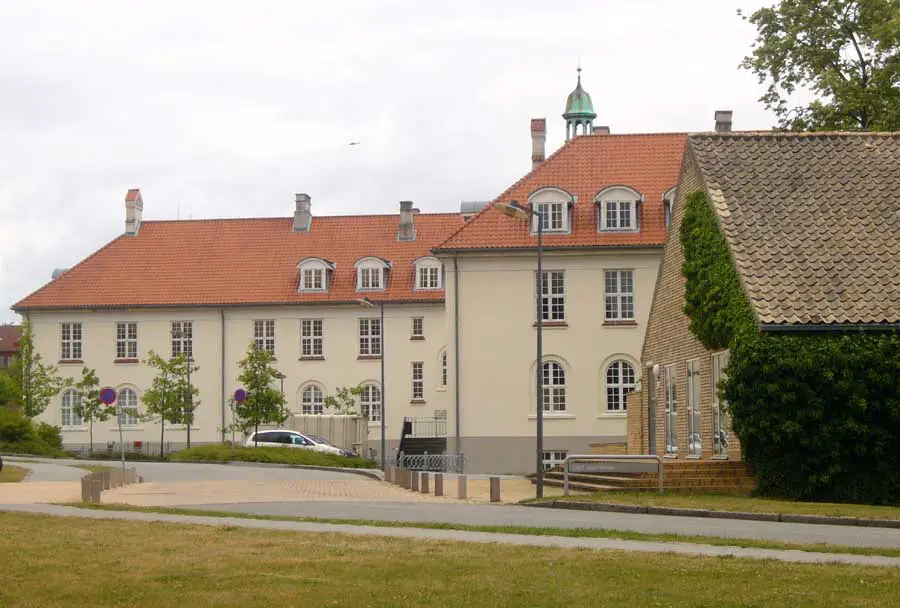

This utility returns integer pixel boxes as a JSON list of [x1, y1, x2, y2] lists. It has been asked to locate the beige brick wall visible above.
[[625, 389, 645, 453], [631, 149, 742, 460]]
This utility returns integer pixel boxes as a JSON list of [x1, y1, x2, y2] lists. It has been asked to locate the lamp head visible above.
[[492, 200, 530, 222]]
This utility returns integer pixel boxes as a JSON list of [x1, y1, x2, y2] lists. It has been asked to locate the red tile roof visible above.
[[0, 324, 21, 353], [14, 214, 464, 310], [435, 133, 687, 251]]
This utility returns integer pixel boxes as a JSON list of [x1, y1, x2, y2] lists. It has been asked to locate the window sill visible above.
[[527, 413, 575, 420], [367, 421, 384, 427], [356, 288, 385, 292], [62, 426, 88, 432], [686, 455, 702, 460], [410, 399, 427, 405], [107, 426, 144, 431], [299, 356, 325, 361], [603, 320, 637, 327], [664, 454, 678, 459], [113, 358, 140, 364], [166, 425, 200, 430], [414, 287, 443, 292], [711, 455, 730, 461], [357, 355, 382, 361], [597, 412, 627, 418], [58, 359, 84, 365], [435, 387, 447, 392], [409, 336, 425, 341], [598, 228, 639, 234], [533, 321, 568, 328]]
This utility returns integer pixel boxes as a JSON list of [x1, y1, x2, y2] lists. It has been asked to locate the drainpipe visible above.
[[220, 309, 226, 443], [453, 257, 461, 455]]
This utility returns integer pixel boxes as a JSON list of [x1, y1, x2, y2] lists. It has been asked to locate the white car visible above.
[[244, 429, 347, 456]]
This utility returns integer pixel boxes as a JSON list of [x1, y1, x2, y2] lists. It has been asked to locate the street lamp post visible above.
[[493, 200, 545, 498], [358, 297, 386, 471]]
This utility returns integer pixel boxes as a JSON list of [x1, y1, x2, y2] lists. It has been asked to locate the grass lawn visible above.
[[0, 465, 28, 482], [72, 464, 119, 474], [67, 503, 900, 558], [171, 444, 376, 469], [2, 512, 899, 607], [541, 491, 900, 520]]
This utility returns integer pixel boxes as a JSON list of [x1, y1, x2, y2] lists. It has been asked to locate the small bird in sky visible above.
[[349, 141, 361, 146]]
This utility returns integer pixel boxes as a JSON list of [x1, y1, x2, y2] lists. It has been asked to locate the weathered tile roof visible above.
[[689, 131, 900, 326], [13, 214, 464, 310], [0, 324, 21, 352], [435, 133, 687, 251]]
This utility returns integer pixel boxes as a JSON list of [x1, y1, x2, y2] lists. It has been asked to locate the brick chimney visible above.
[[714, 110, 733, 133], [398, 201, 416, 241], [594, 126, 610, 135], [125, 188, 143, 235], [531, 119, 546, 170], [293, 193, 312, 232]]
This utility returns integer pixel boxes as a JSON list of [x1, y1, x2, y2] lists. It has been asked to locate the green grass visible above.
[[3, 511, 899, 607], [170, 444, 377, 469], [540, 491, 900, 520], [65, 502, 900, 559], [71, 464, 119, 474], [0, 464, 28, 482]]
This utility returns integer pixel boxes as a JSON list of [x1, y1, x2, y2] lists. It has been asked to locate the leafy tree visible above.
[[142, 351, 199, 457], [740, 0, 900, 131], [9, 320, 66, 418], [71, 367, 110, 454], [324, 386, 362, 415], [235, 343, 289, 445]]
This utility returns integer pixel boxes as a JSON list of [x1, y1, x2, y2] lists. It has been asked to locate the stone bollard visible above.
[[81, 476, 91, 502], [410, 470, 420, 492], [457, 474, 467, 500], [434, 473, 444, 497], [384, 466, 393, 483], [399, 468, 408, 489], [420, 472, 430, 494], [101, 471, 111, 490], [490, 476, 501, 503], [90, 477, 102, 503], [127, 468, 136, 484]]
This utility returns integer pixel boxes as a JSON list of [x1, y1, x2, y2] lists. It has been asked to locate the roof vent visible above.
[[51, 268, 69, 280], [714, 110, 733, 133]]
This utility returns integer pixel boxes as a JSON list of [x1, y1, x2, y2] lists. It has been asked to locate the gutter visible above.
[[433, 244, 664, 255], [761, 323, 900, 332], [220, 309, 226, 443], [14, 299, 447, 313], [453, 256, 461, 456]]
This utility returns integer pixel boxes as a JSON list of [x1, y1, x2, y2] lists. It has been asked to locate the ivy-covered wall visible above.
[[681, 191, 900, 505]]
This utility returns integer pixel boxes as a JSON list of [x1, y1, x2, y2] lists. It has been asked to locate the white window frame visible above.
[[606, 360, 636, 412], [687, 359, 702, 457], [61, 388, 83, 428], [411, 317, 424, 338], [542, 450, 568, 471], [604, 270, 634, 321], [300, 385, 325, 415], [297, 258, 332, 292], [539, 271, 565, 322], [300, 319, 324, 358], [711, 350, 731, 458], [117, 387, 140, 427], [359, 384, 382, 423], [116, 322, 137, 360], [440, 350, 448, 388], [411, 361, 424, 401], [60, 322, 82, 361], [664, 364, 678, 456], [542, 361, 567, 412], [358, 318, 382, 356], [415, 258, 443, 290], [171, 321, 193, 360], [534, 201, 568, 233], [253, 320, 276, 355], [596, 186, 641, 233], [663, 187, 677, 229], [355, 258, 389, 291]]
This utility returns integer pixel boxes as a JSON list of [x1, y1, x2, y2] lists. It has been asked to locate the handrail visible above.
[[562, 454, 664, 496]]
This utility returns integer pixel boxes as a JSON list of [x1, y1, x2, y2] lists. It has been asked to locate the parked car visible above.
[[243, 429, 349, 457], [306, 434, 357, 458]]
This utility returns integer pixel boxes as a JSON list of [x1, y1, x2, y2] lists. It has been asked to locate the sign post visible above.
[[99, 387, 122, 471], [233, 389, 246, 447]]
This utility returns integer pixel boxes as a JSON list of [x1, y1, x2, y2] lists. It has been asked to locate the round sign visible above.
[[99, 387, 117, 405], [233, 388, 247, 403]]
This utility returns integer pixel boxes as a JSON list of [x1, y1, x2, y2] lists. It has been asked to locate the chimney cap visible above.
[[125, 188, 142, 203], [295, 192, 311, 204], [530, 118, 546, 133], [399, 200, 414, 211]]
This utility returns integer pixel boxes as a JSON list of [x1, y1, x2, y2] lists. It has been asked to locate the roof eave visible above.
[[14, 298, 447, 312], [432, 243, 665, 255], [760, 322, 900, 332]]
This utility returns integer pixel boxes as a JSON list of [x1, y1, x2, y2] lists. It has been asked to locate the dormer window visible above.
[[297, 258, 334, 292], [355, 257, 390, 291], [596, 186, 642, 233], [528, 187, 574, 234], [414, 257, 443, 290], [663, 187, 677, 228]]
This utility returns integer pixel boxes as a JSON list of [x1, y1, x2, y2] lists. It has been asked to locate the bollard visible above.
[[410, 470, 420, 492], [420, 472, 430, 494], [90, 478, 102, 503], [81, 477, 91, 502], [490, 476, 501, 503], [127, 468, 136, 484], [400, 468, 408, 489], [101, 471, 111, 490], [457, 474, 467, 500], [384, 467, 393, 484], [434, 473, 444, 497]]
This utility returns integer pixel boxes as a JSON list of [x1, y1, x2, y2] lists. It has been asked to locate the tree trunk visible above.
[[160, 420, 165, 459], [89, 417, 93, 456]]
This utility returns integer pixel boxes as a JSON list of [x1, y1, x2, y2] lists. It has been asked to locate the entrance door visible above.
[[711, 351, 730, 458], [664, 365, 677, 455], [687, 360, 701, 457]]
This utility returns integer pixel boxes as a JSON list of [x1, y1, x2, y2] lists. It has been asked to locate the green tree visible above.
[[0, 370, 17, 409], [142, 351, 199, 457], [71, 367, 110, 454], [235, 343, 289, 445], [740, 0, 900, 131], [324, 386, 362, 415], [9, 320, 66, 418]]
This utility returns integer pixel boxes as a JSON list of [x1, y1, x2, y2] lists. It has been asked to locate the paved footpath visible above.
[[2, 503, 898, 567]]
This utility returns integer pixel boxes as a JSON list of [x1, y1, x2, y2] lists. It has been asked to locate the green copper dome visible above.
[[563, 68, 596, 119]]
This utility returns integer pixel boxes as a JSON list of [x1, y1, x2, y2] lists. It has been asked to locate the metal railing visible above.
[[398, 452, 465, 473], [405, 416, 447, 438], [563, 454, 664, 496]]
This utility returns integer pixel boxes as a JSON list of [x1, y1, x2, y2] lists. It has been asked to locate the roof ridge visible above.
[[690, 130, 900, 139], [144, 211, 463, 225]]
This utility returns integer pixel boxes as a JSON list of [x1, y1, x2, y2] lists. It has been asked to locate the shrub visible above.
[[171, 444, 377, 469], [0, 408, 32, 443], [35, 422, 63, 450], [0, 408, 68, 457]]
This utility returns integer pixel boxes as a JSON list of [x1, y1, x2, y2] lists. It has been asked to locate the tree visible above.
[[235, 343, 289, 445], [142, 351, 199, 458], [740, 0, 900, 131], [324, 386, 362, 415], [0, 370, 17, 409], [9, 320, 66, 418], [71, 367, 110, 455]]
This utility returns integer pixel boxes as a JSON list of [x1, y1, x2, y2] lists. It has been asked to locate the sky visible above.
[[0, 0, 774, 322]]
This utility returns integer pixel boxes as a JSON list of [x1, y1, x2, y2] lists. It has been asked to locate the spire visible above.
[[563, 66, 596, 141]]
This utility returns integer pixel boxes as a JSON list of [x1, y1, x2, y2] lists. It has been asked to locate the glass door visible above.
[[664, 365, 677, 455], [687, 360, 701, 456], [711, 351, 730, 458]]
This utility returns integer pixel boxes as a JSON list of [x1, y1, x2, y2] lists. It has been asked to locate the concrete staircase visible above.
[[535, 460, 756, 494]]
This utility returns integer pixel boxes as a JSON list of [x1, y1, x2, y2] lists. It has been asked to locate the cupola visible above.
[[562, 67, 596, 140]]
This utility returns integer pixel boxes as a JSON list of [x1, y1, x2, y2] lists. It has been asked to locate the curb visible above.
[[525, 500, 900, 530]]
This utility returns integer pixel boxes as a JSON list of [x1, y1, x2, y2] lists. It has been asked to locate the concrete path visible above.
[[7, 459, 87, 483], [0, 459, 86, 504], [2, 503, 897, 567]]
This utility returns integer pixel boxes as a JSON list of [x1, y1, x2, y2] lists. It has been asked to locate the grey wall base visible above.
[[459, 435, 626, 475]]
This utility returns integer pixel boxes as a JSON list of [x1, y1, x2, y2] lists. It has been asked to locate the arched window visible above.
[[359, 384, 381, 422], [414, 257, 443, 290], [542, 362, 566, 412], [61, 388, 83, 427], [297, 258, 334, 292], [440, 351, 448, 387], [606, 360, 636, 412], [354, 257, 391, 291], [301, 385, 324, 415], [117, 388, 139, 426], [528, 187, 574, 234], [596, 185, 642, 232]]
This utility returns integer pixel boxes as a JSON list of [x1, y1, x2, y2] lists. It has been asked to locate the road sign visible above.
[[233, 388, 247, 403], [99, 387, 117, 405]]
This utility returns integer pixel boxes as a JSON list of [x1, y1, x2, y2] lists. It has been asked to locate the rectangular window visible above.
[[411, 317, 424, 338], [711, 351, 731, 458], [358, 318, 382, 356], [687, 360, 702, 457], [440, 351, 448, 387], [416, 266, 441, 289], [253, 320, 276, 355], [534, 202, 567, 232], [171, 321, 193, 359], [358, 267, 383, 290], [539, 271, 565, 321], [664, 364, 678, 456], [411, 361, 424, 401], [603, 200, 636, 231], [542, 450, 568, 470], [116, 322, 138, 360], [604, 270, 635, 321], [301, 268, 324, 291], [300, 319, 324, 357], [60, 322, 82, 360]]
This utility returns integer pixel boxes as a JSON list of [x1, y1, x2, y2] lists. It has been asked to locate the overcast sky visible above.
[[0, 0, 773, 322]]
